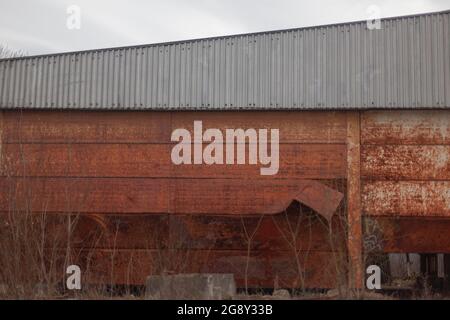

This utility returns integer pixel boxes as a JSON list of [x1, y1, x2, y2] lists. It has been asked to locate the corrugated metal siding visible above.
[[0, 10, 449, 110]]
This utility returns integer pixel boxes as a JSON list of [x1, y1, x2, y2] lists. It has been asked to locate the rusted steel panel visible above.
[[167, 211, 345, 252], [0, 177, 343, 217], [372, 217, 450, 253], [30, 214, 170, 250], [2, 143, 346, 179], [361, 109, 450, 257], [1, 111, 172, 143], [361, 110, 450, 145], [346, 112, 363, 288], [363, 181, 450, 217], [2, 111, 347, 144], [289, 180, 343, 222], [362, 145, 450, 180], [0, 177, 170, 214], [0, 109, 348, 290], [68, 249, 339, 288], [171, 179, 342, 219], [6, 202, 346, 289], [33, 211, 345, 252], [171, 111, 348, 143]]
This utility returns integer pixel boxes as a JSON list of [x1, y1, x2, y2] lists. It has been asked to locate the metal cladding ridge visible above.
[[0, 10, 449, 110]]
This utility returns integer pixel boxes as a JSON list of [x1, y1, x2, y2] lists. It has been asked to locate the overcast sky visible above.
[[1, 0, 449, 56]]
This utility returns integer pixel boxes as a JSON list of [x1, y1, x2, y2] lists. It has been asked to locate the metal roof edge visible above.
[[1, 106, 449, 112]]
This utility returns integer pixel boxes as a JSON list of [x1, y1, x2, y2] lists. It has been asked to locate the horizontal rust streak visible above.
[[363, 181, 450, 217], [171, 111, 348, 143], [0, 177, 344, 216], [171, 179, 343, 218], [362, 111, 450, 145], [26, 211, 344, 251], [2, 143, 346, 179], [372, 217, 450, 253], [2, 111, 347, 144], [362, 145, 450, 180], [2, 111, 171, 143]]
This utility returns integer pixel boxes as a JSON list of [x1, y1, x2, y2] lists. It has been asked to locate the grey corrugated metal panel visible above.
[[438, 13, 447, 106], [0, 62, 4, 104], [5, 60, 13, 106], [445, 12, 450, 106], [0, 10, 449, 110]]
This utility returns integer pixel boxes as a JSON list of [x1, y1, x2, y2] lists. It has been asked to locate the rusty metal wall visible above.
[[0, 10, 449, 110], [2, 108, 450, 286], [362, 110, 450, 218], [0, 109, 348, 288]]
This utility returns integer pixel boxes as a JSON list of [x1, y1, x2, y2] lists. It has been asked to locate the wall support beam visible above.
[[346, 111, 363, 289]]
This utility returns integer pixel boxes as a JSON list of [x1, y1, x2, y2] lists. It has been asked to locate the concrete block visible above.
[[145, 273, 236, 300], [272, 289, 291, 299]]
